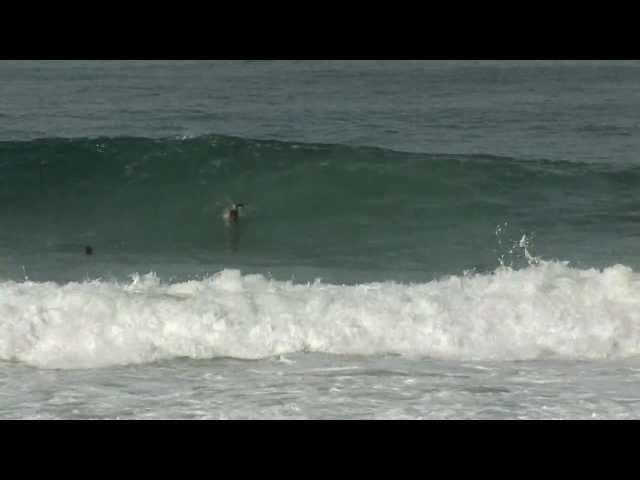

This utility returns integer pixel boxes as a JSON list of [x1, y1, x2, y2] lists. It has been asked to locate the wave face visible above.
[[1, 262, 640, 369], [2, 134, 640, 281]]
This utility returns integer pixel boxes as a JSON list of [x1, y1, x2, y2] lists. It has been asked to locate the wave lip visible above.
[[1, 262, 640, 369]]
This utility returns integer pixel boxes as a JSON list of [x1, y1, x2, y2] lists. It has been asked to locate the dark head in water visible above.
[[85, 245, 93, 255], [227, 203, 245, 223]]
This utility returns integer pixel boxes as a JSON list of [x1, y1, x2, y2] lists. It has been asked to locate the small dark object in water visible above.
[[226, 203, 246, 223], [85, 245, 93, 256]]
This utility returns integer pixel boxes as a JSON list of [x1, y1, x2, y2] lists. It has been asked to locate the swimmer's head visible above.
[[224, 202, 246, 223]]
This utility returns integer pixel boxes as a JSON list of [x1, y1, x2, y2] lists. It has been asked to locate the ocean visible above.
[[1, 60, 640, 419]]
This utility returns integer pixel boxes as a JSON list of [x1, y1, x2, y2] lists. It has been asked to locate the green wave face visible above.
[[2, 135, 640, 282]]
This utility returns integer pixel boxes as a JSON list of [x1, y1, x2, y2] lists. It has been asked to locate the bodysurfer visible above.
[[224, 203, 246, 252], [225, 203, 246, 224]]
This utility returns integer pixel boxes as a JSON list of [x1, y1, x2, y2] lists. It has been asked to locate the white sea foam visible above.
[[1, 262, 640, 369]]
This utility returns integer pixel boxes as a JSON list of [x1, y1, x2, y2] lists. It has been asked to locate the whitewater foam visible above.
[[1, 262, 640, 369]]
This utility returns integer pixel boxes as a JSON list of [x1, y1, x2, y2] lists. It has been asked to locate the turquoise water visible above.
[[2, 134, 640, 284]]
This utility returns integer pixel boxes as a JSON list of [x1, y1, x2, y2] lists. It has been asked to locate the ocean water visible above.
[[2, 60, 640, 419]]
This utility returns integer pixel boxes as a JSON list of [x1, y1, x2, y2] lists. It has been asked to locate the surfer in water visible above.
[[224, 203, 246, 252], [225, 203, 246, 224]]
